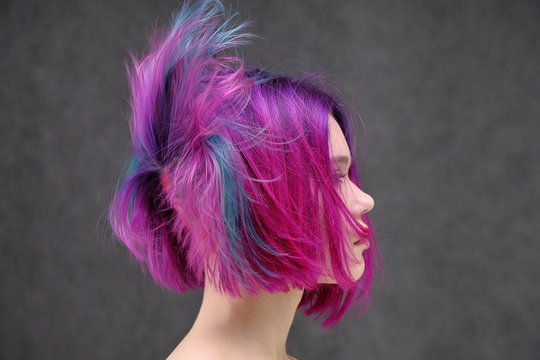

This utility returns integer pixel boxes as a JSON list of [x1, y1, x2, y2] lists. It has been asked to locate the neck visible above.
[[190, 279, 304, 360]]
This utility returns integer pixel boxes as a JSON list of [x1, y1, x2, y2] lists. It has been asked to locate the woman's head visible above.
[[109, 0, 381, 327]]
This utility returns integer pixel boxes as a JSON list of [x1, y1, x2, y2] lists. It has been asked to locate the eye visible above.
[[333, 169, 348, 184]]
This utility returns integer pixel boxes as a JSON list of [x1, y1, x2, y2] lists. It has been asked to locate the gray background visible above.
[[1, 0, 539, 359]]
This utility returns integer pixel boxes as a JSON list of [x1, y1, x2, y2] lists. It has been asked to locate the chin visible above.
[[317, 259, 366, 284], [351, 262, 366, 281]]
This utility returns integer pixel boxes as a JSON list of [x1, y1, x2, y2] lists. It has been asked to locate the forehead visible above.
[[328, 113, 350, 160]]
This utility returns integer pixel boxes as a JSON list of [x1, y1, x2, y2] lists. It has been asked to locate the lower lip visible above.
[[353, 239, 370, 248]]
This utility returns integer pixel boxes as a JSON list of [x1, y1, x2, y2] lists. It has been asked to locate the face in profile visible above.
[[318, 114, 375, 284]]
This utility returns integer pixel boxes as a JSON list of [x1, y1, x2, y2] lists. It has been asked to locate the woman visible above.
[[109, 1, 382, 359]]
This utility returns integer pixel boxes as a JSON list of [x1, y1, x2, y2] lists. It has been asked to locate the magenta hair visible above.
[[109, 0, 382, 327]]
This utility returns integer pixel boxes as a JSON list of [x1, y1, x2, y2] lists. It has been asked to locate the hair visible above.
[[109, 0, 382, 327]]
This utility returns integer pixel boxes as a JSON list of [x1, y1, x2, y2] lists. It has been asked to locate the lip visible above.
[[353, 238, 370, 248]]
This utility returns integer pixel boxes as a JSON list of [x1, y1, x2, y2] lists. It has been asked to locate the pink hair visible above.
[[109, 0, 382, 327]]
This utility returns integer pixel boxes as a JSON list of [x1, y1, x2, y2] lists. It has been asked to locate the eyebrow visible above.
[[331, 155, 351, 168]]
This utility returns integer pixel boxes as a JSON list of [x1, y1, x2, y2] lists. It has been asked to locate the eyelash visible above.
[[334, 170, 348, 183]]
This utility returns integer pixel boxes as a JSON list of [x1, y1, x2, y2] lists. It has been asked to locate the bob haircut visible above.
[[109, 0, 381, 327]]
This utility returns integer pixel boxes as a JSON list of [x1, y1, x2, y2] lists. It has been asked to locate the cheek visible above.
[[316, 188, 369, 283], [313, 180, 363, 283], [340, 183, 354, 215], [315, 188, 335, 282]]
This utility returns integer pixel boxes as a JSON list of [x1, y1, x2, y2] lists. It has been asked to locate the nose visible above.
[[349, 183, 374, 218], [360, 190, 374, 214]]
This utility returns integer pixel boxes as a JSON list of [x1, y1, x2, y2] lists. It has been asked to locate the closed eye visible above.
[[334, 169, 348, 184]]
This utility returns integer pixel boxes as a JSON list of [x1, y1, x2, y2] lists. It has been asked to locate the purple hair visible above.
[[109, 0, 382, 327]]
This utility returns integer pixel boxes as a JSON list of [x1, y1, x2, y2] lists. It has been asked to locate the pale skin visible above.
[[166, 114, 374, 360]]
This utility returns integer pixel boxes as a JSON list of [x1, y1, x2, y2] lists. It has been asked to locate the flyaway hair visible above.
[[109, 0, 382, 327]]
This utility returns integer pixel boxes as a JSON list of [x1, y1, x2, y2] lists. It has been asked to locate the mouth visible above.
[[353, 238, 370, 248]]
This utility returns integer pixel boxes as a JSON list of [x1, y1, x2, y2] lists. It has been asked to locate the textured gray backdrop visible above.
[[1, 0, 539, 359]]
